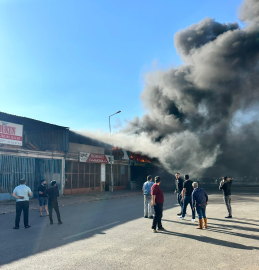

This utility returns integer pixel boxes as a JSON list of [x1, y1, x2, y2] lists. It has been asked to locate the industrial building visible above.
[[0, 112, 134, 201]]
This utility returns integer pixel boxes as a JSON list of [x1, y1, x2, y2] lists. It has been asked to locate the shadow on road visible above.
[[209, 217, 259, 227], [0, 193, 176, 267], [159, 230, 259, 250], [163, 219, 232, 230], [207, 228, 259, 241]]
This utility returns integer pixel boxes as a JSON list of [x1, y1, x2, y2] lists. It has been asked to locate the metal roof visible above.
[[0, 111, 69, 129]]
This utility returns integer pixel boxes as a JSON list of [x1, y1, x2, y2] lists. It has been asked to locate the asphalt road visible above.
[[1, 191, 259, 270]]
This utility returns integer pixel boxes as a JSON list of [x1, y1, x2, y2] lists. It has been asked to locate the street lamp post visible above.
[[109, 110, 121, 192]]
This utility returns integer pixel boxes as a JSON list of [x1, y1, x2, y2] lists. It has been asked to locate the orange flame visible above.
[[130, 153, 151, 163]]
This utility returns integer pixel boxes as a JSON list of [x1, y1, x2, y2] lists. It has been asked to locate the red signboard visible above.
[[79, 152, 114, 163], [87, 153, 108, 163]]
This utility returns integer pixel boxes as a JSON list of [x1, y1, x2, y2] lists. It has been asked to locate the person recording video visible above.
[[219, 176, 233, 218]]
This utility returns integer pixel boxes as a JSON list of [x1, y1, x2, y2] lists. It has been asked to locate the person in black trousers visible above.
[[12, 179, 33, 229], [151, 176, 165, 233], [174, 172, 184, 216], [219, 176, 233, 218], [45, 180, 62, 225]]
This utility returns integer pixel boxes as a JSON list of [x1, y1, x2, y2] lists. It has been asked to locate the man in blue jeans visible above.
[[192, 182, 208, 229], [179, 175, 195, 222]]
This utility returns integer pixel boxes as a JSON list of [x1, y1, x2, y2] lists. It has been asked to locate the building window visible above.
[[65, 161, 101, 190], [105, 164, 129, 187]]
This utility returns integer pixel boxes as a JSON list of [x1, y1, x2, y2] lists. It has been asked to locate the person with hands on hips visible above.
[[12, 178, 33, 229]]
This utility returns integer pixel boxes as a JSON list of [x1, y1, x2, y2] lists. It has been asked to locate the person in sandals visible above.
[[192, 182, 208, 229]]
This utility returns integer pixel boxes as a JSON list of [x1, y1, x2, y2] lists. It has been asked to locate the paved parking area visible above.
[[1, 189, 259, 269]]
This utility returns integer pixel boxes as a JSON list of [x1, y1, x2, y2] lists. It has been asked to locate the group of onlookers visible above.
[[12, 179, 62, 229], [12, 172, 232, 231], [143, 173, 233, 232]]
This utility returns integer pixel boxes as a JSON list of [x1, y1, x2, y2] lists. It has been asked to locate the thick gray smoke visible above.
[[81, 0, 259, 177]]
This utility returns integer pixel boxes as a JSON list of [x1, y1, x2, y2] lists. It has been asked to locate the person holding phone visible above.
[[12, 179, 33, 229], [219, 176, 233, 218]]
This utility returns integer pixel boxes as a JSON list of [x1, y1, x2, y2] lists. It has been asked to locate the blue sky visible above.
[[0, 0, 243, 132]]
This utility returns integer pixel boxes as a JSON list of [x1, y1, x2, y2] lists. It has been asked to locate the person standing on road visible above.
[[12, 179, 32, 229], [142, 175, 155, 219], [45, 180, 62, 225], [151, 176, 165, 233], [219, 176, 232, 218], [174, 172, 184, 216], [192, 182, 208, 229], [38, 179, 49, 217], [179, 175, 195, 222]]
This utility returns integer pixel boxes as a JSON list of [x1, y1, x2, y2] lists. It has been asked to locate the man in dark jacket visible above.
[[192, 182, 208, 229], [45, 180, 62, 225], [174, 172, 184, 216], [179, 175, 195, 221], [219, 176, 232, 218]]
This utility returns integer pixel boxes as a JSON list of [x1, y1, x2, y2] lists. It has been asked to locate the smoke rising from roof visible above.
[[80, 0, 259, 177]]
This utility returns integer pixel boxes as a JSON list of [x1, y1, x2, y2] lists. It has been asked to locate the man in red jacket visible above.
[[151, 176, 165, 233]]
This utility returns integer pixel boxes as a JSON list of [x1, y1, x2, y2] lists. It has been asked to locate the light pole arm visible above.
[[109, 116, 111, 134]]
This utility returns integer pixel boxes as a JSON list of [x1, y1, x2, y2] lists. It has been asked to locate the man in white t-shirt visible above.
[[12, 179, 33, 229]]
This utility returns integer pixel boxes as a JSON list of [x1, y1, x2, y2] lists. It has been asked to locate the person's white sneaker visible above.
[[178, 216, 185, 219], [191, 219, 196, 222]]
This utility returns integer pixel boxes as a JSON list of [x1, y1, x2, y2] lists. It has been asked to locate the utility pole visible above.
[[109, 110, 121, 192]]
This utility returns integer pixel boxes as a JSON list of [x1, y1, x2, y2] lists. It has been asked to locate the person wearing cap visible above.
[[38, 179, 49, 217], [192, 182, 208, 229], [179, 175, 195, 222], [45, 180, 62, 225], [12, 179, 33, 229], [219, 176, 233, 218]]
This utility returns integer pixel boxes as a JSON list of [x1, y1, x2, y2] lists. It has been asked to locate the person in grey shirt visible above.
[[12, 179, 33, 229], [142, 175, 154, 218]]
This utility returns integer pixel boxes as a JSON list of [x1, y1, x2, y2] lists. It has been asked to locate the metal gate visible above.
[[0, 155, 35, 194]]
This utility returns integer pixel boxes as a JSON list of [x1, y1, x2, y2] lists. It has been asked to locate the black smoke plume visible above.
[[81, 0, 259, 177]]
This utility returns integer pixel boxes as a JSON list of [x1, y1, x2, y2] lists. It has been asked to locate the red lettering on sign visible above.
[[0, 124, 16, 135], [0, 134, 22, 141], [86, 153, 108, 163]]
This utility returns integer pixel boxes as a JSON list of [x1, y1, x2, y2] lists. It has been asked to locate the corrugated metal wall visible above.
[[43, 159, 62, 186], [0, 155, 62, 195], [26, 129, 69, 152], [0, 155, 35, 194]]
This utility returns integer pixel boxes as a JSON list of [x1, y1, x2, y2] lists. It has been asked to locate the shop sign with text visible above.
[[79, 152, 114, 164], [0, 121, 23, 146]]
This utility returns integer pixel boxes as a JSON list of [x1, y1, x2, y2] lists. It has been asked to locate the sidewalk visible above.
[[0, 190, 142, 215]]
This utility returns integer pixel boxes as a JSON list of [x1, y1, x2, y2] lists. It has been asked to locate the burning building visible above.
[[83, 0, 259, 185]]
